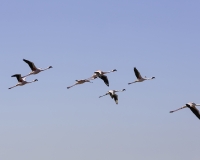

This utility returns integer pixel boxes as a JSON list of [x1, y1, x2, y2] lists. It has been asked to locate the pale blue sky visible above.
[[1, 0, 200, 160]]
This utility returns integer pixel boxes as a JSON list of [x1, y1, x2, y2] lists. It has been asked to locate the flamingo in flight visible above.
[[170, 102, 200, 120], [23, 59, 52, 77], [99, 89, 126, 104], [128, 67, 155, 85], [67, 79, 92, 89], [88, 69, 117, 86], [8, 74, 38, 89]]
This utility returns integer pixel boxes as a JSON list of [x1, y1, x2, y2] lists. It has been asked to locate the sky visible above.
[[1, 0, 200, 160]]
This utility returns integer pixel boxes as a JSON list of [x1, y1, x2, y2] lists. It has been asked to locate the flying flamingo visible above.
[[170, 102, 200, 119], [128, 67, 155, 85], [67, 79, 93, 89], [23, 59, 52, 77], [99, 89, 126, 104], [88, 69, 117, 86], [8, 74, 38, 89]]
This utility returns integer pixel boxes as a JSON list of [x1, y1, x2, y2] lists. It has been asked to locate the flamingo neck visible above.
[[40, 67, 50, 71], [103, 70, 114, 74]]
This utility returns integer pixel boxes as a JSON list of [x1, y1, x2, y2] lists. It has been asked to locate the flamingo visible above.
[[128, 67, 155, 85], [170, 102, 200, 120], [99, 89, 126, 104], [8, 74, 38, 89], [67, 79, 92, 89], [88, 69, 117, 86], [23, 59, 52, 77]]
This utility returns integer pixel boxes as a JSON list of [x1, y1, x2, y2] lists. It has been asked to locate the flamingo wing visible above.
[[113, 94, 118, 104], [23, 59, 37, 71], [99, 75, 109, 86], [134, 67, 142, 79], [189, 107, 200, 119], [11, 74, 23, 82]]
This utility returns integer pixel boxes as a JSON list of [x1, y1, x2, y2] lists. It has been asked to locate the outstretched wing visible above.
[[113, 94, 118, 104], [23, 59, 37, 71], [134, 67, 142, 79], [11, 74, 23, 82], [99, 75, 109, 86], [109, 92, 113, 98], [189, 107, 200, 119]]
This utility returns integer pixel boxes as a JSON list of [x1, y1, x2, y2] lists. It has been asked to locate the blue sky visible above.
[[1, 0, 200, 160]]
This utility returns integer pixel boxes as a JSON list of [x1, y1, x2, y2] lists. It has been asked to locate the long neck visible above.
[[144, 77, 153, 80], [27, 80, 36, 83], [170, 106, 187, 113], [41, 67, 50, 71], [103, 70, 115, 74], [115, 89, 125, 92]]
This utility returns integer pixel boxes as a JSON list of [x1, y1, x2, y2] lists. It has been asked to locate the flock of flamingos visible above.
[[8, 59, 200, 120]]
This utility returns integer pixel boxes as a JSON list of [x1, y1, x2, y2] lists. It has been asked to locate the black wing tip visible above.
[[11, 74, 20, 77], [23, 59, 31, 63], [134, 67, 138, 72], [134, 67, 139, 71], [99, 75, 109, 87]]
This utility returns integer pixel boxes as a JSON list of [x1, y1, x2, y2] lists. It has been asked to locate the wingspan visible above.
[[11, 74, 23, 82], [134, 67, 142, 79], [99, 75, 109, 86], [23, 59, 37, 71], [113, 94, 118, 104], [109, 92, 113, 98], [189, 107, 200, 119]]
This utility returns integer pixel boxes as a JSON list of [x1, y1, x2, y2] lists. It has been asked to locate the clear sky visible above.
[[1, 0, 200, 160]]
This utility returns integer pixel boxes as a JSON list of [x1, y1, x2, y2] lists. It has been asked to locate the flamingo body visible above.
[[88, 69, 117, 86], [9, 74, 38, 89], [23, 59, 52, 77], [67, 79, 92, 89], [128, 67, 155, 84], [99, 89, 125, 104], [170, 102, 200, 120]]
